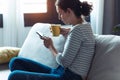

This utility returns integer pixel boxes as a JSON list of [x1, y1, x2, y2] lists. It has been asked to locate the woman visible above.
[[8, 0, 95, 80]]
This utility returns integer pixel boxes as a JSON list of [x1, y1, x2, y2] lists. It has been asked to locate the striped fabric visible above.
[[56, 23, 95, 79]]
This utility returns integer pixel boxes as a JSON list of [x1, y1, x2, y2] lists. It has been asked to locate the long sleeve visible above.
[[56, 23, 95, 79], [56, 26, 83, 67]]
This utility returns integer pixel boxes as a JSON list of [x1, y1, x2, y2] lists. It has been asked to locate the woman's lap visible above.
[[8, 70, 61, 80], [9, 57, 52, 73], [8, 57, 61, 80], [8, 57, 82, 80]]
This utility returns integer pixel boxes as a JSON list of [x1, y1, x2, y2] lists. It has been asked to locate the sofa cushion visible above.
[[87, 35, 120, 80], [0, 47, 20, 64], [18, 23, 66, 68]]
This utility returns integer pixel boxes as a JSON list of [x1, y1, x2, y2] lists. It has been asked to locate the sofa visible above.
[[1, 23, 120, 80], [18, 23, 120, 80]]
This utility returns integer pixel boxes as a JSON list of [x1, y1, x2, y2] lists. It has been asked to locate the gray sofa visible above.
[[87, 34, 120, 80], [7, 23, 120, 80]]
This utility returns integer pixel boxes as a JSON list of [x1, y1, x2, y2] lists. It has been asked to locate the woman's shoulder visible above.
[[76, 22, 91, 27], [73, 23, 91, 31]]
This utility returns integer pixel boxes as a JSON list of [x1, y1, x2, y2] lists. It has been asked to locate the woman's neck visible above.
[[72, 17, 84, 26], [68, 11, 85, 26]]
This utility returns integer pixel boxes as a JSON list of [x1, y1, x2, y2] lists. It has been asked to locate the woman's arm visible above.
[[42, 27, 70, 56], [56, 27, 82, 67]]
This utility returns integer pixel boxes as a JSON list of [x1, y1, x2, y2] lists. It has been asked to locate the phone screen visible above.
[[36, 32, 42, 39]]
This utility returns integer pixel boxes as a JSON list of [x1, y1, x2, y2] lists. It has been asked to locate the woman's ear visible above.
[[66, 8, 73, 14]]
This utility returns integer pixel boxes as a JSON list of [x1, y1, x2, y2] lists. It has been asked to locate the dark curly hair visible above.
[[55, 0, 92, 17]]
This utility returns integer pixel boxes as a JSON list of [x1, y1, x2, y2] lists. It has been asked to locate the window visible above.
[[23, 0, 63, 26], [22, 0, 47, 13]]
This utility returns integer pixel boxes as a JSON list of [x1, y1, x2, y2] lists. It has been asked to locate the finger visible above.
[[41, 36, 47, 40]]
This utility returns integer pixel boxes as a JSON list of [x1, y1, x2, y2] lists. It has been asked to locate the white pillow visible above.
[[18, 23, 66, 68]]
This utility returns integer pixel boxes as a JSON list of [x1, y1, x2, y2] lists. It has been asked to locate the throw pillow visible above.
[[0, 47, 20, 64], [18, 23, 66, 68]]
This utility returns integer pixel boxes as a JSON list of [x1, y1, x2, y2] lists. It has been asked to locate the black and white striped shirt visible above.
[[56, 23, 95, 79]]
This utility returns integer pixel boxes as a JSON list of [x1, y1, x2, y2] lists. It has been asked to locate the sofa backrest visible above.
[[87, 35, 120, 80]]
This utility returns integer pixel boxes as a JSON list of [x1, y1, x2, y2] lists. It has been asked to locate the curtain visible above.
[[2, 0, 25, 47], [90, 0, 104, 34], [16, 0, 26, 47], [3, 0, 17, 46], [103, 0, 120, 34]]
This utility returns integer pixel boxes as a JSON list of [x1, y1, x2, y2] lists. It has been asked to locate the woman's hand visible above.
[[42, 36, 58, 56], [42, 36, 53, 48], [49, 27, 70, 37], [60, 28, 70, 37]]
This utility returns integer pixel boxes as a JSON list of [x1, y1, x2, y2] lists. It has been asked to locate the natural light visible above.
[[0, 0, 47, 14], [81, 0, 92, 2], [0, 0, 93, 14], [21, 0, 47, 13], [0, 0, 7, 13]]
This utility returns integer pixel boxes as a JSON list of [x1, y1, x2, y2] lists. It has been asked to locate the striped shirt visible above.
[[56, 23, 95, 79]]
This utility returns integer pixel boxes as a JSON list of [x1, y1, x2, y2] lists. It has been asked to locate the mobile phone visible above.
[[36, 32, 43, 39]]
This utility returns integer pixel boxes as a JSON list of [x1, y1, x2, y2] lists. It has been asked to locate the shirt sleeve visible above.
[[56, 27, 83, 68]]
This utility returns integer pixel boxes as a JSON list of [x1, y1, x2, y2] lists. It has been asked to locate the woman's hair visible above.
[[55, 0, 93, 17]]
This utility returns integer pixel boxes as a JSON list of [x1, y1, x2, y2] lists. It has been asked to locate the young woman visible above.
[[8, 0, 95, 80]]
